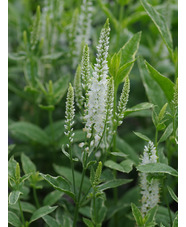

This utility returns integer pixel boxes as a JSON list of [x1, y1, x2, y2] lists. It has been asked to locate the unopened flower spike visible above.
[[81, 44, 91, 104], [140, 141, 160, 216], [100, 77, 114, 149], [117, 76, 130, 126], [84, 19, 110, 146], [64, 83, 75, 146], [93, 161, 102, 187], [74, 65, 84, 110]]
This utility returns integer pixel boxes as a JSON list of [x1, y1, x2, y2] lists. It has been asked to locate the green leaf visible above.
[[9, 201, 36, 213], [156, 206, 176, 226], [167, 186, 178, 203], [137, 163, 178, 177], [83, 218, 94, 227], [45, 120, 65, 142], [140, 0, 173, 55], [120, 32, 141, 66], [133, 131, 151, 142], [145, 61, 174, 105], [8, 211, 22, 227], [125, 102, 154, 117], [41, 52, 63, 60], [120, 160, 134, 173], [21, 153, 36, 174], [42, 215, 60, 227], [144, 206, 158, 224], [53, 75, 70, 104], [131, 203, 144, 226], [158, 123, 173, 143], [110, 151, 127, 158], [173, 214, 178, 227], [98, 179, 132, 191], [116, 60, 135, 86], [29, 205, 57, 223], [53, 165, 91, 193], [9, 122, 50, 146], [8, 156, 17, 179], [40, 173, 75, 200], [9, 191, 22, 205], [116, 136, 139, 164], [39, 104, 55, 111], [91, 197, 107, 225], [138, 57, 167, 110], [43, 190, 64, 206]]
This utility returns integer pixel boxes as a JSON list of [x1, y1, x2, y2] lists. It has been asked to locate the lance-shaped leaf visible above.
[[104, 159, 134, 173], [125, 102, 154, 117], [42, 215, 60, 227], [8, 211, 22, 227], [9, 122, 50, 146], [158, 123, 173, 143], [137, 163, 178, 177], [140, 0, 173, 55], [9, 201, 36, 213], [29, 205, 57, 223], [43, 190, 64, 206], [131, 203, 144, 226], [145, 61, 174, 105], [91, 197, 107, 225], [138, 57, 168, 110], [133, 131, 151, 142], [21, 153, 36, 174], [167, 186, 178, 203], [98, 179, 132, 191], [40, 173, 75, 199], [9, 191, 22, 205]]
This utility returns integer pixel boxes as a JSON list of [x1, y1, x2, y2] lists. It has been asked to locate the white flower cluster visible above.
[[116, 76, 130, 126], [76, 0, 92, 48], [140, 141, 160, 216], [84, 19, 110, 146], [64, 84, 75, 147], [71, 0, 92, 67]]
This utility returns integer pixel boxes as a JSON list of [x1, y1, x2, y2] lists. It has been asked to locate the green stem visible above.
[[73, 169, 86, 226], [33, 186, 40, 208], [73, 153, 88, 227], [155, 128, 158, 148], [18, 199, 25, 226], [69, 143, 76, 195], [48, 110, 54, 143], [163, 179, 172, 226], [113, 84, 118, 227]]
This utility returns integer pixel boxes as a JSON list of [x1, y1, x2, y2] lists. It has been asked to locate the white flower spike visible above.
[[84, 19, 110, 146], [140, 141, 160, 216], [64, 83, 75, 146]]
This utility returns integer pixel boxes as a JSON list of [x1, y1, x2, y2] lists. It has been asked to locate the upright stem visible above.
[[33, 186, 40, 208], [69, 143, 76, 195], [18, 199, 25, 226], [113, 84, 118, 227], [48, 110, 54, 143], [155, 128, 158, 148], [73, 159, 87, 227]]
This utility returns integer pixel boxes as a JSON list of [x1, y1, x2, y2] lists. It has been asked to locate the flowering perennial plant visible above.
[[140, 141, 160, 216], [8, 1, 178, 226]]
